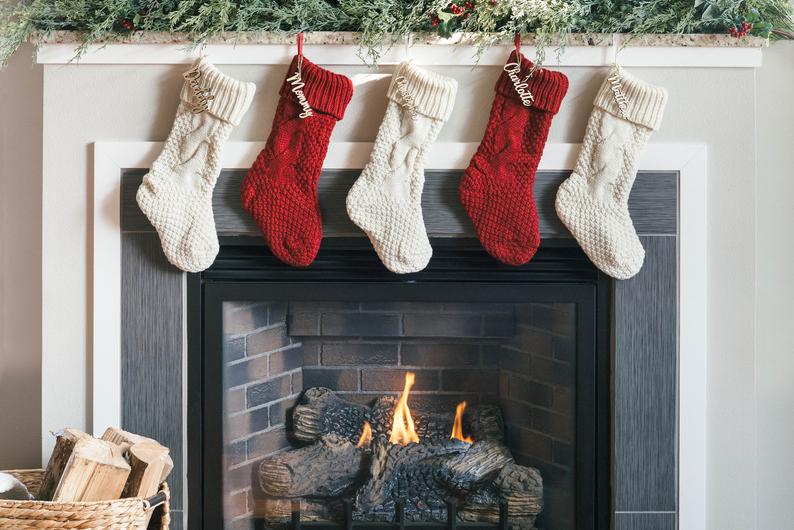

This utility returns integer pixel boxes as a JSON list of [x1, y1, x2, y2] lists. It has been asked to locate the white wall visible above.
[[0, 44, 42, 469], [755, 40, 794, 530], [0, 40, 792, 529]]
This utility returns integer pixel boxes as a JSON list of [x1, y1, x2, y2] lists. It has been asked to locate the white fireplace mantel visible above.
[[36, 32, 765, 67]]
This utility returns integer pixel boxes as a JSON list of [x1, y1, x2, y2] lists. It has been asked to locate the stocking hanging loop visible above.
[[297, 32, 305, 70], [514, 33, 522, 60]]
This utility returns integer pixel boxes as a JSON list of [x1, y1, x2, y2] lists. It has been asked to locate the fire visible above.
[[389, 372, 420, 445], [356, 421, 373, 448], [451, 401, 474, 443]]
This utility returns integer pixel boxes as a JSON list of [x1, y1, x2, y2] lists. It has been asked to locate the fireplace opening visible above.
[[189, 238, 611, 530]]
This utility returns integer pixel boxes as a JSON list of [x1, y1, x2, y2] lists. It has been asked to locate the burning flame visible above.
[[389, 372, 420, 445], [356, 421, 373, 448], [451, 401, 474, 443]]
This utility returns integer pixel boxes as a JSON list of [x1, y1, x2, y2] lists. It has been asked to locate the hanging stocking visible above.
[[137, 58, 256, 272], [346, 62, 458, 274], [555, 66, 668, 279], [459, 50, 569, 266], [241, 50, 353, 267]]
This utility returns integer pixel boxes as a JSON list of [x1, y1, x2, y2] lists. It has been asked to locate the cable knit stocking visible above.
[[346, 62, 458, 274], [241, 56, 353, 267], [459, 52, 568, 266], [136, 58, 255, 272], [555, 66, 668, 279]]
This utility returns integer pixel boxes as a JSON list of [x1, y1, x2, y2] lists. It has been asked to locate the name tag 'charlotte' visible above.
[[183, 66, 215, 114], [503, 62, 535, 107], [286, 69, 314, 119]]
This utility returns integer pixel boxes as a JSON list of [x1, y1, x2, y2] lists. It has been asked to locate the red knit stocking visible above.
[[460, 52, 568, 266], [241, 56, 353, 267]]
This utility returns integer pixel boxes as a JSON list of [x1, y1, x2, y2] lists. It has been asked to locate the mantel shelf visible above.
[[35, 31, 765, 68]]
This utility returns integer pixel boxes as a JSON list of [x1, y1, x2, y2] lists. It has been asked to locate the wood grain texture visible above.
[[614, 236, 677, 512], [614, 512, 676, 530], [121, 169, 677, 237], [121, 233, 183, 510]]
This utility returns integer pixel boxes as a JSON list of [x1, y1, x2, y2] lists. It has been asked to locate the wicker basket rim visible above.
[[1, 468, 162, 506]]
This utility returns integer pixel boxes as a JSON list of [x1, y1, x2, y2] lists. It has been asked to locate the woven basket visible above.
[[0, 469, 170, 530]]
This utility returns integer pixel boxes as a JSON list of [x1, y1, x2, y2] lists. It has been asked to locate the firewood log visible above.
[[255, 435, 366, 498], [38, 428, 92, 501], [102, 428, 174, 486], [52, 437, 131, 502], [123, 442, 172, 498]]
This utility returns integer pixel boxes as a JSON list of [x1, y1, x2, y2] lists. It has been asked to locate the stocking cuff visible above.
[[279, 56, 354, 121], [180, 58, 256, 126], [495, 51, 569, 114], [593, 66, 668, 130], [387, 62, 458, 121]]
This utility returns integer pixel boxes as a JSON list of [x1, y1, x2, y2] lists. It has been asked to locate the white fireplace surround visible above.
[[92, 140, 706, 528]]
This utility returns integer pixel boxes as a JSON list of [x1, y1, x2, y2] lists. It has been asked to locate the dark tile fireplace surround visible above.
[[120, 169, 677, 530]]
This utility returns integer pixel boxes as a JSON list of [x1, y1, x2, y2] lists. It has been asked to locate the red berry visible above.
[[464, 1, 475, 9], [431, 18, 439, 27], [121, 19, 134, 30], [490, 0, 497, 5]]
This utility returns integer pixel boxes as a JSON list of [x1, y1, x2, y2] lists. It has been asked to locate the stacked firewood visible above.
[[253, 388, 543, 529], [38, 427, 172, 507]]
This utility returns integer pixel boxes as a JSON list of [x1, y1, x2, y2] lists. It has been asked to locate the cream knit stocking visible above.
[[555, 66, 667, 279], [137, 58, 255, 272], [346, 62, 457, 274]]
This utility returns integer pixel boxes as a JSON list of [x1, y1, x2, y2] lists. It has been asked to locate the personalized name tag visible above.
[[607, 71, 630, 119], [394, 76, 419, 120], [286, 70, 314, 119], [183, 66, 215, 114], [503, 63, 534, 107]]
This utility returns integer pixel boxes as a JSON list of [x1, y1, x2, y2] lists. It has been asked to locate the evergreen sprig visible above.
[[1, 0, 792, 67]]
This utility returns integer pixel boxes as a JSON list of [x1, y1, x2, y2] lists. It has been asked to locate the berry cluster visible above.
[[728, 20, 753, 37], [429, 0, 480, 27]]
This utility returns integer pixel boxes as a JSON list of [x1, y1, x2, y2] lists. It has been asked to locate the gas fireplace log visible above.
[[435, 441, 512, 493], [252, 496, 342, 523], [354, 436, 510, 522], [460, 462, 543, 528], [293, 388, 504, 444], [292, 388, 388, 444], [255, 435, 366, 498]]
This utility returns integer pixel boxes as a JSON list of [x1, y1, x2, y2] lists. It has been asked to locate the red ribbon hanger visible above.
[[297, 32, 305, 71], [514, 33, 521, 60]]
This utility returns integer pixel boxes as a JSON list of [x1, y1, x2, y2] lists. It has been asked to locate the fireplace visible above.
[[189, 238, 611, 530]]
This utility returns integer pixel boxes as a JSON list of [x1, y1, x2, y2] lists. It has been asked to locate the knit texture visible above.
[[346, 62, 458, 274], [136, 57, 255, 272], [241, 55, 353, 267], [459, 52, 568, 266], [555, 66, 668, 279]]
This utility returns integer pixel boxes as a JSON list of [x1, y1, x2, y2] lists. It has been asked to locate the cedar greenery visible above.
[[2, 0, 792, 66]]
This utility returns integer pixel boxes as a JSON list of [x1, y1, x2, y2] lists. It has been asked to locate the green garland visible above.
[[2, 0, 793, 66]]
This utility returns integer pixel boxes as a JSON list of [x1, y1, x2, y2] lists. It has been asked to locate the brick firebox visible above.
[[221, 300, 577, 530]]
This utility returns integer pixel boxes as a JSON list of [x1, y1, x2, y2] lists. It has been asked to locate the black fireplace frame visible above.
[[186, 237, 612, 530]]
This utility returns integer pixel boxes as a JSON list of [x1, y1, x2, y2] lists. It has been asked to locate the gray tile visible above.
[[614, 512, 676, 530], [615, 237, 677, 511]]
